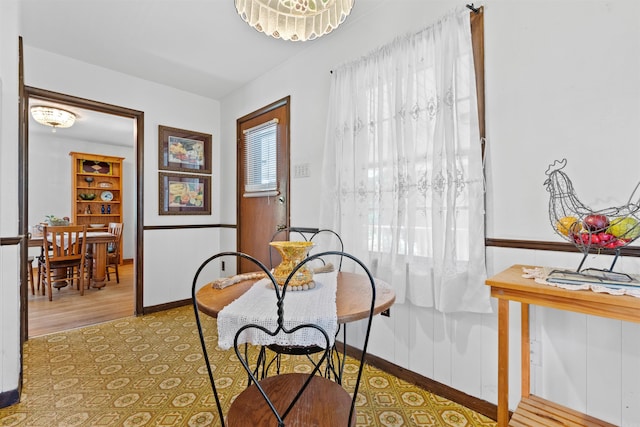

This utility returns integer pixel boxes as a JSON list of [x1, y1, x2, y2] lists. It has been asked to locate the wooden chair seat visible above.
[[227, 373, 354, 427]]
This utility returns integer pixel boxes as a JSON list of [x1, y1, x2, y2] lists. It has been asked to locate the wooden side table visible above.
[[486, 264, 639, 426]]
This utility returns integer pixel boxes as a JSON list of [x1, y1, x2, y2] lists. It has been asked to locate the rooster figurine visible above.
[[545, 159, 640, 272]]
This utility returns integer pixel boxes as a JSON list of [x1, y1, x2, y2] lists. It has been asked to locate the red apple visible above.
[[597, 232, 613, 242], [583, 214, 609, 232]]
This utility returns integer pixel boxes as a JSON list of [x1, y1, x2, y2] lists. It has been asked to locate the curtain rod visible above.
[[329, 4, 481, 75]]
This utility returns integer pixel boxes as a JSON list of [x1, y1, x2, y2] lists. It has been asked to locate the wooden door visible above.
[[237, 97, 290, 273]]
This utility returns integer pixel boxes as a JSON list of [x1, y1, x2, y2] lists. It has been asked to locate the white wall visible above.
[[0, 0, 21, 399], [483, 5, 640, 423], [3, 1, 639, 423], [23, 47, 222, 307], [220, 1, 640, 425]]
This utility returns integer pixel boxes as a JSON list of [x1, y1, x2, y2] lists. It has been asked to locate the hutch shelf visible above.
[[70, 151, 124, 263]]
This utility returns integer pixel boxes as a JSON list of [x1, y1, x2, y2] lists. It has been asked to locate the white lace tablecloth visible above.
[[217, 271, 338, 350]]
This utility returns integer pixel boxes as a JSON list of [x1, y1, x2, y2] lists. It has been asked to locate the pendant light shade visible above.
[[30, 106, 76, 132], [235, 0, 354, 41]]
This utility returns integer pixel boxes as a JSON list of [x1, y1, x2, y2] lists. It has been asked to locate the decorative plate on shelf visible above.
[[98, 182, 113, 188], [81, 160, 112, 175], [100, 191, 114, 202]]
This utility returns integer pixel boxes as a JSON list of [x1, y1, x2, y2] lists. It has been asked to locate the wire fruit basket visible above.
[[545, 159, 640, 273]]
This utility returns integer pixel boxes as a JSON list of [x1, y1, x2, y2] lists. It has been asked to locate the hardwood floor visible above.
[[27, 262, 135, 337]]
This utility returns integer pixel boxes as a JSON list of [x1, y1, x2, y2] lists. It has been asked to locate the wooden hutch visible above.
[[70, 152, 124, 262]]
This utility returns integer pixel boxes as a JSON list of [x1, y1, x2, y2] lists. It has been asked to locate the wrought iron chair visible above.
[[192, 250, 376, 426], [309, 228, 344, 271], [265, 228, 347, 379]]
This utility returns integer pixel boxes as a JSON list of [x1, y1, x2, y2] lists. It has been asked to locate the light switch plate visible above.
[[294, 163, 310, 178]]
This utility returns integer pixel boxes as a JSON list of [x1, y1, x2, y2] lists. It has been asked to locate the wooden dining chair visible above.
[[192, 250, 377, 426], [27, 255, 35, 295], [105, 222, 124, 283], [36, 241, 50, 296], [40, 225, 88, 301]]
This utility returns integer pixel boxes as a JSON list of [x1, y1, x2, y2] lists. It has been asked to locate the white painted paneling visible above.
[[480, 307, 499, 405], [389, 301, 408, 367], [0, 247, 20, 393], [143, 228, 220, 307], [432, 311, 453, 385], [408, 305, 435, 379], [587, 317, 622, 424], [621, 321, 640, 426], [451, 313, 488, 397], [541, 309, 588, 410], [367, 310, 395, 362], [219, 227, 237, 257]]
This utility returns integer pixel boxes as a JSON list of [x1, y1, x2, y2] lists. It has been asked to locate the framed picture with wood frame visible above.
[[159, 172, 211, 215], [158, 125, 212, 173]]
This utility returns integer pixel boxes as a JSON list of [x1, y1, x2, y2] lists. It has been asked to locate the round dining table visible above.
[[195, 271, 395, 324]]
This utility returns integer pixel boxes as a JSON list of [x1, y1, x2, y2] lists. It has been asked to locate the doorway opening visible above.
[[21, 86, 144, 338]]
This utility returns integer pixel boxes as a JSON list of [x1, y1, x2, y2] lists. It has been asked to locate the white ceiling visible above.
[[20, 0, 384, 100], [28, 98, 136, 147], [20, 0, 384, 145]]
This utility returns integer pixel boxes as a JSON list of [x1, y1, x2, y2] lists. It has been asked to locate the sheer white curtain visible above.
[[320, 8, 491, 313]]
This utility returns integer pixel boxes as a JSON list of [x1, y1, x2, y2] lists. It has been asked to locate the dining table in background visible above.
[[29, 230, 117, 289]]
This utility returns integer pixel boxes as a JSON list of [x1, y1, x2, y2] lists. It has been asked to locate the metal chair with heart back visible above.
[[191, 250, 377, 426], [264, 229, 346, 380]]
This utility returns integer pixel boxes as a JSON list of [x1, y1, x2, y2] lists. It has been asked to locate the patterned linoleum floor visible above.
[[0, 306, 497, 427]]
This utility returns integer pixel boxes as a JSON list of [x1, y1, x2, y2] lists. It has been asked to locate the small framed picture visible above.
[[159, 172, 211, 215], [159, 125, 212, 173]]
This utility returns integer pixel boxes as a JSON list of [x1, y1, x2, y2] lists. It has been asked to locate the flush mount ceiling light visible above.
[[30, 105, 76, 132], [235, 0, 354, 41]]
